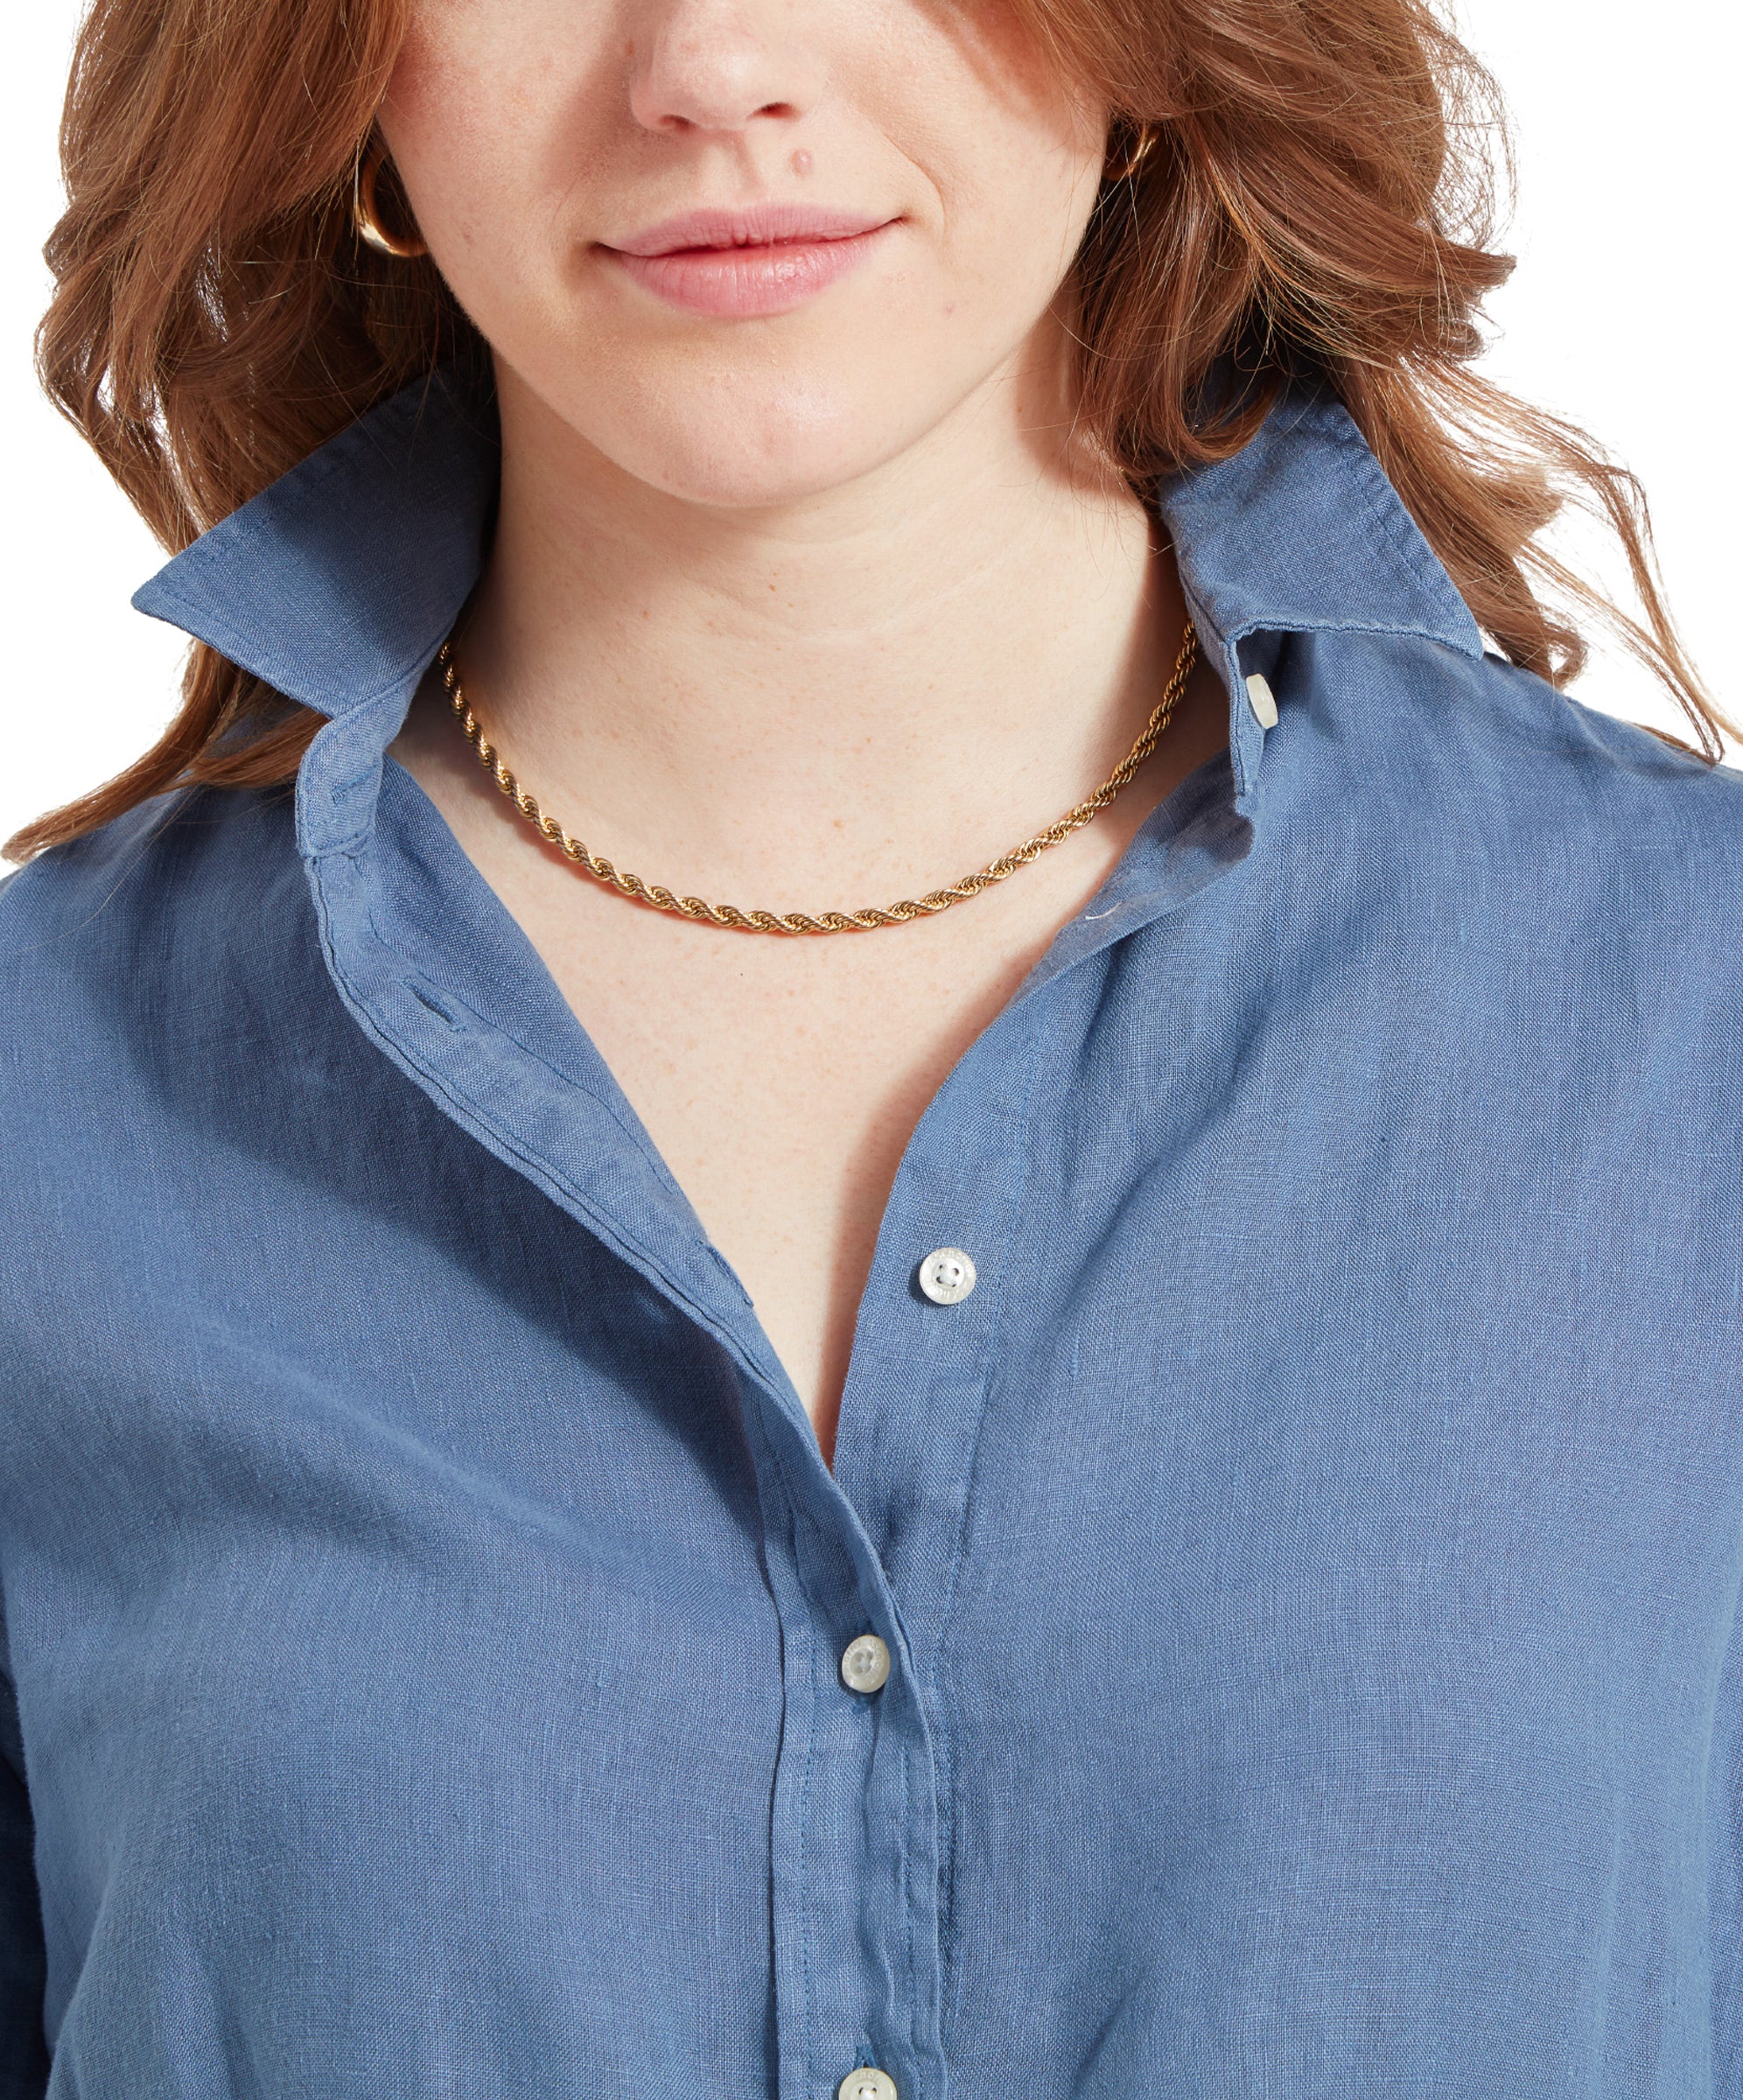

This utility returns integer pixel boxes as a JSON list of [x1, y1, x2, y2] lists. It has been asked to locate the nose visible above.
[[628, 0, 821, 138]]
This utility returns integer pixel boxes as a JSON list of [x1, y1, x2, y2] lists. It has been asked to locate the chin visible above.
[[598, 397, 927, 511], [637, 438, 900, 511]]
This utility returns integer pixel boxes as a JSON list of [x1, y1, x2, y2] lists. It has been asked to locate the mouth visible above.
[[598, 204, 898, 318]]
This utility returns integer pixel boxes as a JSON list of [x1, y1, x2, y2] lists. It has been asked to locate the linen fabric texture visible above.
[[3, 378, 1742, 2099]]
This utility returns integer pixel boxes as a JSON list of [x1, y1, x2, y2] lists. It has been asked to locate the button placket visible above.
[[793, 1013, 1047, 2100]]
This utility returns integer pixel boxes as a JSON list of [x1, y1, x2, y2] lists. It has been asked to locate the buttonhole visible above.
[[708, 1245, 754, 1305], [408, 983, 463, 1030]]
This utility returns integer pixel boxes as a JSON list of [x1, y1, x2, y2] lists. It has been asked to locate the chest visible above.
[[10, 829, 1743, 2091], [380, 656, 1240, 1452], [498, 882, 1076, 1458], [391, 777, 1191, 1458]]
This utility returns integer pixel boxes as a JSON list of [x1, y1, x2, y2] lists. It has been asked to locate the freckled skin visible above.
[[382, 0, 1226, 1462], [381, 0, 1108, 508]]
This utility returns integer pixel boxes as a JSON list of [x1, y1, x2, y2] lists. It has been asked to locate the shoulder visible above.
[[1, 779, 304, 975], [0, 783, 313, 1144], [1466, 648, 1742, 918], [1264, 629, 1743, 1096], [1298, 627, 1743, 895]]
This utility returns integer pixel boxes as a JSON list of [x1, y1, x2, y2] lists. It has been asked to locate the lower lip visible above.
[[604, 227, 891, 318]]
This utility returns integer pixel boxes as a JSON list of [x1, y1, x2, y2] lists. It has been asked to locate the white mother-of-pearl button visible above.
[[838, 2072, 899, 2100], [1245, 672, 1278, 728], [918, 1247, 976, 1306], [841, 1634, 892, 1695]]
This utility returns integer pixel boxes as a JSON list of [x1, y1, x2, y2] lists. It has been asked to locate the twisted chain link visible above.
[[439, 618, 1199, 936]]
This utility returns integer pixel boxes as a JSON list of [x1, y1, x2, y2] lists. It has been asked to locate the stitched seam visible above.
[[751, 1410, 818, 2096], [309, 866, 766, 1386], [901, 1718, 917, 2072], [303, 701, 436, 858], [928, 991, 1050, 2050], [1320, 407, 1481, 653], [764, 1423, 840, 2093], [145, 384, 441, 591], [358, 904, 689, 1200]]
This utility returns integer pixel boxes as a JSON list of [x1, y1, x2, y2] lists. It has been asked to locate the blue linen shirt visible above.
[[4, 376, 1743, 2100]]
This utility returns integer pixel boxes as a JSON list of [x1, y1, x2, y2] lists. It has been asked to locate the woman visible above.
[[2, 0, 1739, 2090]]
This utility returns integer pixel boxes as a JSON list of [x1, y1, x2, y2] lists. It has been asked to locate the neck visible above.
[[455, 345, 1191, 905]]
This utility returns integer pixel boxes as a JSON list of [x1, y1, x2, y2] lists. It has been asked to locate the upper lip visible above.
[[606, 204, 892, 257]]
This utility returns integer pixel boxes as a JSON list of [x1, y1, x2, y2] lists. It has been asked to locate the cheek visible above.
[[381, 14, 474, 146], [863, 18, 1104, 298], [917, 125, 1105, 332], [380, 17, 557, 263]]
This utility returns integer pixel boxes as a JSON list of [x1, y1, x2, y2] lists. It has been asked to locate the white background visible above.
[[2, 2, 1738, 851]]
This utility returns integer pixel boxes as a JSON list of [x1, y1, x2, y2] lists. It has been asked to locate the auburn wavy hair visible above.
[[6, 0, 1729, 863]]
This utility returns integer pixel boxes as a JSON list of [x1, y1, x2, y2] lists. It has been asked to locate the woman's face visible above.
[[380, 0, 1111, 508]]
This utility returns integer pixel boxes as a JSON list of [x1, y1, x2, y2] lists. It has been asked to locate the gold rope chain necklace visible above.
[[438, 618, 1198, 936]]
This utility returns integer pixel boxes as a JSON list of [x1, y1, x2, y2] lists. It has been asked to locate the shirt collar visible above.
[[134, 371, 1481, 852]]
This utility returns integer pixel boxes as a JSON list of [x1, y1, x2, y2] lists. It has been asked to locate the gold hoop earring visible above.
[[354, 141, 428, 259], [1104, 121, 1158, 185]]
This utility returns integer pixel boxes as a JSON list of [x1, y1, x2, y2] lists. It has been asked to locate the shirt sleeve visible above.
[[0, 1608, 50, 2100]]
